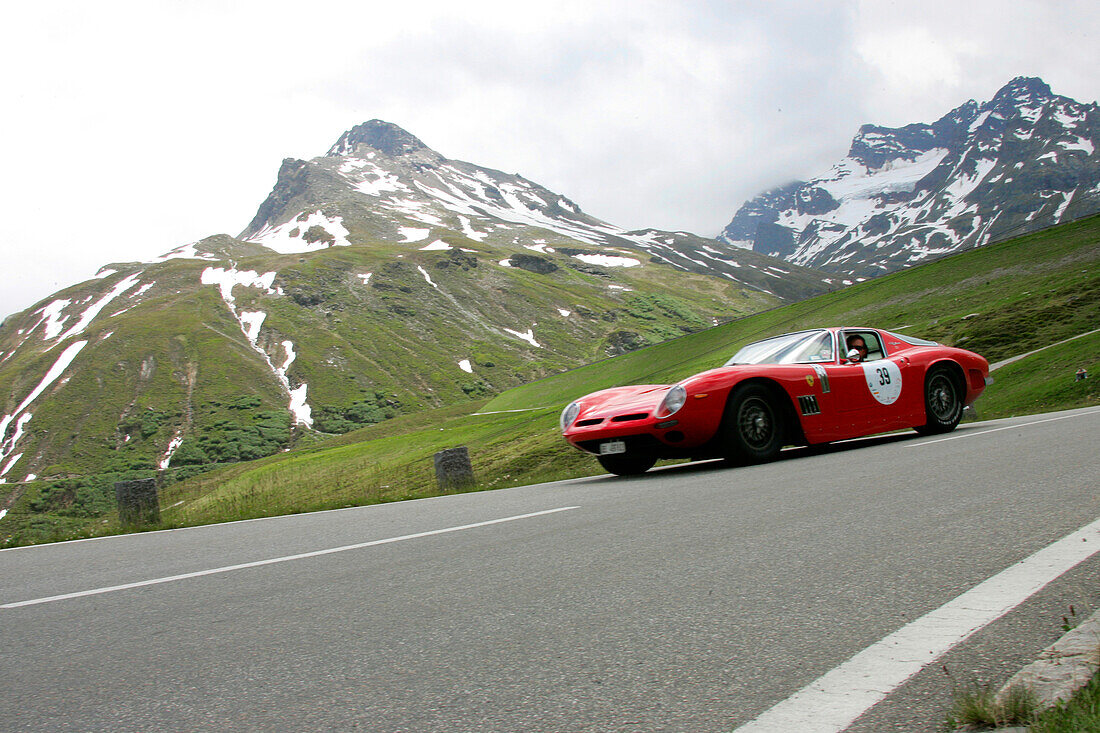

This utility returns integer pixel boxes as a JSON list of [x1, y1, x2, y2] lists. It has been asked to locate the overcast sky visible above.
[[2, 0, 1097, 319]]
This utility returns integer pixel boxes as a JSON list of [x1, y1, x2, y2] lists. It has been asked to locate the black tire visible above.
[[916, 365, 963, 435], [721, 383, 785, 465], [597, 452, 657, 476]]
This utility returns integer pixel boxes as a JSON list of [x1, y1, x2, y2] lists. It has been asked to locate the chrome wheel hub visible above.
[[739, 398, 773, 448]]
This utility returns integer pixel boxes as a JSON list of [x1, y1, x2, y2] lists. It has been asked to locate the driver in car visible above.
[[846, 334, 868, 363]]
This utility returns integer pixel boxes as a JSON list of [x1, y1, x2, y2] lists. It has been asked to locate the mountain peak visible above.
[[720, 75, 1099, 276], [991, 76, 1052, 105], [327, 120, 430, 158]]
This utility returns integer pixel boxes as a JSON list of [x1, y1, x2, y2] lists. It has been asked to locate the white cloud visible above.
[[1, 0, 1097, 319]]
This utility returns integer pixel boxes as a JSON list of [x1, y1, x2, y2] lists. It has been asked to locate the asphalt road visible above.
[[2, 406, 1099, 732]]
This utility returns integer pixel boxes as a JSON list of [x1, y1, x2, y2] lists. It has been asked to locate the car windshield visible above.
[[724, 330, 834, 366]]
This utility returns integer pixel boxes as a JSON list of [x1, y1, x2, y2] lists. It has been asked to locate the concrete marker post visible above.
[[114, 478, 161, 527], [433, 446, 475, 492]]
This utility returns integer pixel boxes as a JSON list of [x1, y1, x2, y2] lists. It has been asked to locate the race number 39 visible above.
[[861, 360, 902, 405]]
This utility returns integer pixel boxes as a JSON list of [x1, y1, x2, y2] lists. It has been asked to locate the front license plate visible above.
[[599, 440, 626, 455]]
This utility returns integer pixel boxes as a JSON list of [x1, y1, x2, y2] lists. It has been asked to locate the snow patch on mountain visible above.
[[200, 267, 277, 304], [458, 216, 487, 242], [572, 254, 641, 268], [418, 265, 439, 289], [341, 158, 410, 196], [200, 267, 314, 428], [53, 273, 142, 344], [818, 148, 950, 200], [387, 199, 445, 227], [153, 242, 220, 263], [504, 327, 540, 347], [398, 227, 430, 243], [248, 211, 350, 253], [1061, 138, 1094, 155], [0, 340, 88, 475], [32, 299, 71, 340], [278, 342, 311, 427], [2, 452, 24, 477], [1054, 190, 1076, 222], [238, 311, 266, 343], [420, 240, 451, 251], [160, 433, 184, 470], [407, 173, 620, 248]]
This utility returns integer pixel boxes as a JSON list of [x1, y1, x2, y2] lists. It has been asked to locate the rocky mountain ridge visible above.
[[241, 119, 834, 300], [720, 77, 1099, 276]]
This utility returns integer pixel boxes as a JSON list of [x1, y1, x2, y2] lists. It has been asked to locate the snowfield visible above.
[[247, 211, 351, 253]]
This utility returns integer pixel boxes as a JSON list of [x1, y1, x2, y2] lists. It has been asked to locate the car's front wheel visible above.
[[597, 452, 657, 476], [916, 365, 963, 435], [721, 383, 784, 465]]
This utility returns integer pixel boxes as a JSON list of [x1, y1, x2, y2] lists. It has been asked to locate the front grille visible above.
[[576, 418, 604, 427], [611, 413, 649, 422]]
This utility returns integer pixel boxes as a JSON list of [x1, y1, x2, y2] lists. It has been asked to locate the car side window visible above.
[[862, 332, 884, 360], [845, 331, 884, 360], [841, 331, 885, 362]]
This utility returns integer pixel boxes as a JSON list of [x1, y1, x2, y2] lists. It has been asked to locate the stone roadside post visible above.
[[114, 478, 161, 526], [434, 446, 475, 492]]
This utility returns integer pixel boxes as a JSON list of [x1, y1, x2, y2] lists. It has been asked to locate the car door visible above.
[[824, 330, 910, 435]]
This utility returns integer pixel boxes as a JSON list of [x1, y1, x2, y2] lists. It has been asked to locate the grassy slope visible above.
[[2, 215, 1098, 544], [980, 331, 1100, 419], [483, 212, 1100, 412]]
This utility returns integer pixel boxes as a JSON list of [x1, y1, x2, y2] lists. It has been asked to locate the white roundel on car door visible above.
[[861, 360, 902, 405]]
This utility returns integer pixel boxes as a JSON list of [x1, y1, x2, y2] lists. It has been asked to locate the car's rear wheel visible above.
[[722, 383, 784, 465], [597, 452, 657, 476], [916, 365, 963, 435]]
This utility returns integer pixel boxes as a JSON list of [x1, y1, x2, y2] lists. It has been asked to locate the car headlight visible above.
[[560, 401, 581, 431], [656, 385, 687, 418]]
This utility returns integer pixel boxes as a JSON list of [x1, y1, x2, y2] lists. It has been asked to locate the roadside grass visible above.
[[148, 407, 600, 528], [1029, 670, 1100, 732], [943, 656, 1100, 732], [978, 332, 1100, 420], [944, 681, 1039, 730]]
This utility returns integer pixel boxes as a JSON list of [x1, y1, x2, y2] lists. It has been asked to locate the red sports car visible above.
[[561, 327, 992, 475]]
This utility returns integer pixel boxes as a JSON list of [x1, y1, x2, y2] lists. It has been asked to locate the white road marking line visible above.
[[732, 514, 1100, 733], [908, 408, 1100, 448], [2, 506, 580, 609]]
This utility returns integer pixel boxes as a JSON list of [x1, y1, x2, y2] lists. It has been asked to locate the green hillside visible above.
[[483, 212, 1100, 413], [0, 234, 775, 478], [2, 214, 1098, 546]]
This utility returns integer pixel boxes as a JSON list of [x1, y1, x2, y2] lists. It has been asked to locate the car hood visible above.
[[576, 384, 669, 416]]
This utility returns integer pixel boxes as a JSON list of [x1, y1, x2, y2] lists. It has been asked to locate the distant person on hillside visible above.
[[846, 335, 868, 363], [1076, 367, 1088, 381]]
